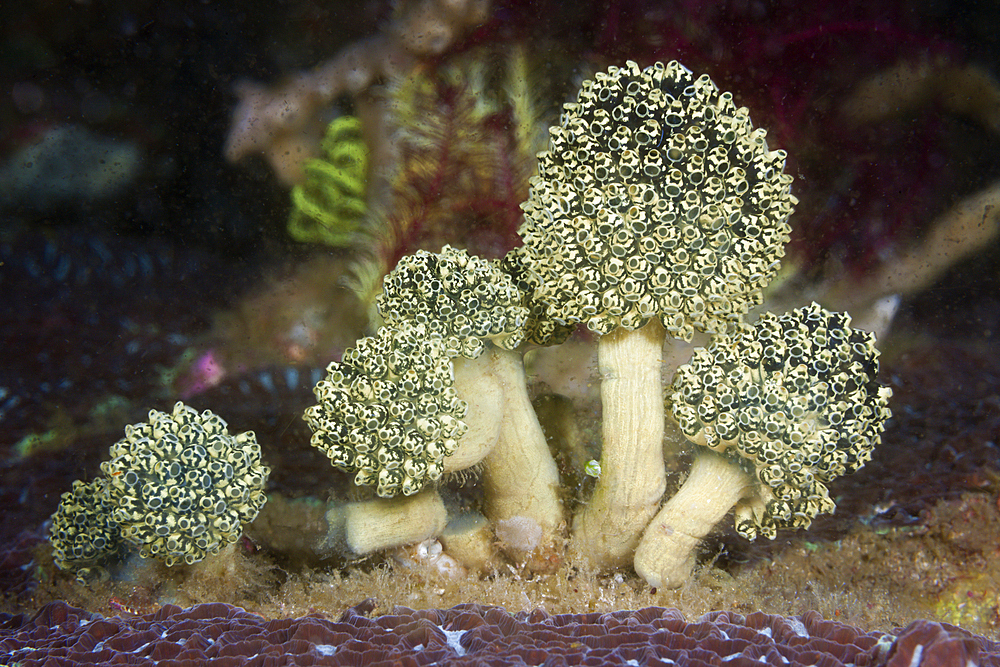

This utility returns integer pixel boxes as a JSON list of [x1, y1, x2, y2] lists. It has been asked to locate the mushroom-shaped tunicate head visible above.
[[668, 303, 892, 539], [49, 477, 124, 574], [519, 60, 795, 339], [500, 245, 576, 347], [100, 402, 270, 566], [304, 324, 469, 498], [377, 245, 529, 357]]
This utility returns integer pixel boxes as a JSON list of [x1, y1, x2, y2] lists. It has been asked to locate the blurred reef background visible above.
[[2, 0, 1000, 644]]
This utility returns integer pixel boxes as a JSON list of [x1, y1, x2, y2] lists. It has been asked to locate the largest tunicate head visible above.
[[518, 59, 795, 339]]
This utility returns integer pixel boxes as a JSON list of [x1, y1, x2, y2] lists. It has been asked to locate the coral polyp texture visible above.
[[4, 600, 998, 667], [99, 402, 270, 567], [48, 478, 123, 576], [304, 325, 468, 497], [287, 116, 369, 247], [519, 59, 794, 339], [671, 303, 892, 539]]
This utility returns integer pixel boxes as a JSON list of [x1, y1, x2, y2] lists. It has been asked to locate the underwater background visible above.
[[2, 0, 1000, 658]]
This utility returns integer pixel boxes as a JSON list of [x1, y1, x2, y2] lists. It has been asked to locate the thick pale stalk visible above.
[[344, 488, 447, 555], [634, 451, 752, 588], [446, 355, 504, 472], [331, 355, 504, 559], [481, 347, 563, 569], [573, 319, 667, 569]]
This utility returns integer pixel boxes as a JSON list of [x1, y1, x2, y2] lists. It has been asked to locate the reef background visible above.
[[2, 0, 1000, 641]]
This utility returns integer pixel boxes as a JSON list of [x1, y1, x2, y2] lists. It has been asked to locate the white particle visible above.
[[786, 618, 809, 638], [440, 627, 467, 656]]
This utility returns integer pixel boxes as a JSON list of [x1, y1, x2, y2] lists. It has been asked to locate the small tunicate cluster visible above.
[[304, 324, 469, 497], [100, 403, 270, 566], [500, 245, 576, 347], [377, 245, 529, 357], [668, 303, 892, 539], [519, 60, 795, 339], [48, 478, 123, 575], [50, 402, 269, 571]]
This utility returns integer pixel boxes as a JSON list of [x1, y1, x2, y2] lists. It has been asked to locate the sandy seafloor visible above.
[[1, 0, 1000, 645]]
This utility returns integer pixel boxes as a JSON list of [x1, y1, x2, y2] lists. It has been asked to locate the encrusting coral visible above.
[[517, 60, 795, 569], [7, 599, 998, 667], [635, 303, 892, 588]]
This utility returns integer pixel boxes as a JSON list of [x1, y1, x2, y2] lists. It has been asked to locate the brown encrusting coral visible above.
[[2, 599, 997, 667]]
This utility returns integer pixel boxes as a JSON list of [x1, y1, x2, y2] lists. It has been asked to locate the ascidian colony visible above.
[[2, 1, 1000, 664]]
